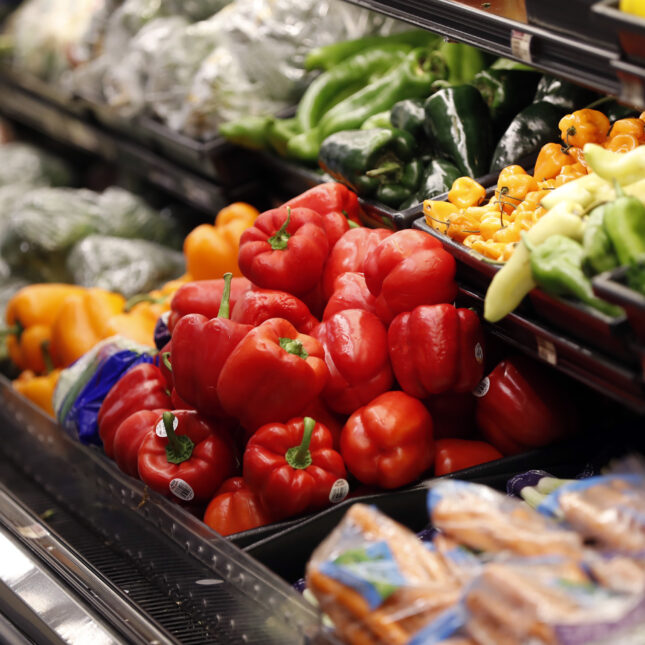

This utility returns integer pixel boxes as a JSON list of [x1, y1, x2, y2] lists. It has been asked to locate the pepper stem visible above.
[[41, 340, 54, 374], [0, 321, 23, 338], [285, 417, 315, 469], [163, 411, 195, 465], [366, 162, 401, 178], [613, 178, 625, 198], [217, 272, 233, 319], [124, 293, 167, 313], [161, 352, 172, 372], [279, 336, 309, 359], [268, 207, 292, 250]]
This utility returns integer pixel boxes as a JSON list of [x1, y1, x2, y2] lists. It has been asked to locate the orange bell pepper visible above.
[[50, 288, 126, 367], [105, 308, 158, 347], [3, 284, 85, 372], [533, 142, 577, 182], [184, 202, 259, 280], [447, 177, 486, 209], [559, 109, 611, 149], [13, 369, 61, 417]]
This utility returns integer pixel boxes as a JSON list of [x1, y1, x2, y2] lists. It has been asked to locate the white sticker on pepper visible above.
[[156, 415, 178, 438], [329, 479, 350, 504], [474, 342, 483, 363], [472, 377, 490, 398], [169, 478, 194, 501]]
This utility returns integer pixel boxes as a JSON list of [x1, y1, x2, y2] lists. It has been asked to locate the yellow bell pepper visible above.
[[3, 284, 85, 373], [184, 202, 259, 280], [620, 0, 645, 18], [13, 369, 61, 417], [50, 288, 126, 367]]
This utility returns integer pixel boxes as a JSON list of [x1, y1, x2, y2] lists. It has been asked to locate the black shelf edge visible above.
[[343, 0, 626, 103]]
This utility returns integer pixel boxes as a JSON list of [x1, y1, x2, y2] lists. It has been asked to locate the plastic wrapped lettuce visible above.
[[0, 186, 182, 282], [0, 143, 73, 188], [53, 336, 156, 445], [68, 235, 185, 298]]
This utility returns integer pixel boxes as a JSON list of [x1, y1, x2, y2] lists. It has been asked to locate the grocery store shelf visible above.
[[0, 73, 259, 215], [341, 0, 645, 105], [0, 376, 326, 644]]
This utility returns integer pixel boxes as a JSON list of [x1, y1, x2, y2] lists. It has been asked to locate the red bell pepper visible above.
[[231, 287, 318, 334], [170, 388, 194, 410], [284, 182, 361, 226], [238, 206, 330, 296], [203, 477, 273, 536], [425, 392, 477, 440], [171, 274, 252, 419], [388, 304, 485, 398], [312, 309, 392, 415], [322, 272, 382, 321], [159, 341, 173, 389], [340, 391, 434, 489], [299, 398, 345, 451], [363, 230, 457, 320], [218, 318, 329, 432], [243, 416, 347, 519], [434, 438, 502, 476], [475, 356, 579, 456], [138, 410, 237, 503], [167, 276, 251, 331], [322, 227, 391, 299], [98, 363, 172, 459], [112, 408, 168, 477]]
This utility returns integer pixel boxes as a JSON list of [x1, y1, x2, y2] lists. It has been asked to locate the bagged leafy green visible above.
[[0, 143, 73, 187], [67, 235, 185, 298]]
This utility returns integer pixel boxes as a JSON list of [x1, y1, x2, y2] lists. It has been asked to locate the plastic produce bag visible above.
[[0, 186, 182, 282], [53, 336, 156, 445], [0, 143, 73, 188], [68, 235, 185, 298]]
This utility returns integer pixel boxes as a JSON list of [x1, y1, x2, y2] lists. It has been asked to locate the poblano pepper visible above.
[[471, 68, 541, 137], [603, 183, 645, 295], [526, 234, 623, 317], [390, 98, 426, 139], [416, 159, 462, 201], [423, 85, 494, 177], [318, 128, 420, 208], [582, 205, 618, 276]]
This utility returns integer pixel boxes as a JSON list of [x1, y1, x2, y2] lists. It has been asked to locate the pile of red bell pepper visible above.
[[93, 182, 578, 536]]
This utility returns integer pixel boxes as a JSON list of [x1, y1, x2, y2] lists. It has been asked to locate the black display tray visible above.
[[246, 427, 643, 584]]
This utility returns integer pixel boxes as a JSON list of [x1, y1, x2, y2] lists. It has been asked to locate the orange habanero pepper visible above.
[[559, 109, 611, 149], [448, 177, 486, 209], [533, 143, 577, 182]]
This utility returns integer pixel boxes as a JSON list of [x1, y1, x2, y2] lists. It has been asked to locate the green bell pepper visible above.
[[423, 85, 494, 177], [526, 234, 623, 317], [490, 101, 567, 173], [416, 159, 462, 201], [582, 205, 619, 276], [603, 182, 645, 267], [471, 68, 541, 138], [318, 128, 420, 208]]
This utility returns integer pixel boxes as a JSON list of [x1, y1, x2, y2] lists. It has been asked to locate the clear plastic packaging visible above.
[[427, 480, 584, 558], [306, 503, 462, 645], [67, 234, 185, 298], [0, 143, 73, 188]]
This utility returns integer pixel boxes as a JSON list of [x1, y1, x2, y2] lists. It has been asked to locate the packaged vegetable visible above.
[[0, 143, 73, 188], [67, 235, 185, 298]]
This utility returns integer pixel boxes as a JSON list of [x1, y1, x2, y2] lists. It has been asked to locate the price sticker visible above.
[[156, 415, 178, 438], [472, 377, 490, 398], [329, 479, 350, 504], [169, 478, 194, 502], [536, 337, 557, 365], [510, 29, 533, 64]]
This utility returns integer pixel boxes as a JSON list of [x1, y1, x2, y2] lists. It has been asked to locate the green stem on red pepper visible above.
[[217, 272, 234, 319], [163, 411, 194, 465], [161, 352, 172, 372], [268, 208, 292, 250], [285, 417, 315, 469], [279, 336, 309, 359]]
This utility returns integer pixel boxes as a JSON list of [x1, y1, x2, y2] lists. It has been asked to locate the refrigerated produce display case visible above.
[[0, 0, 644, 644]]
